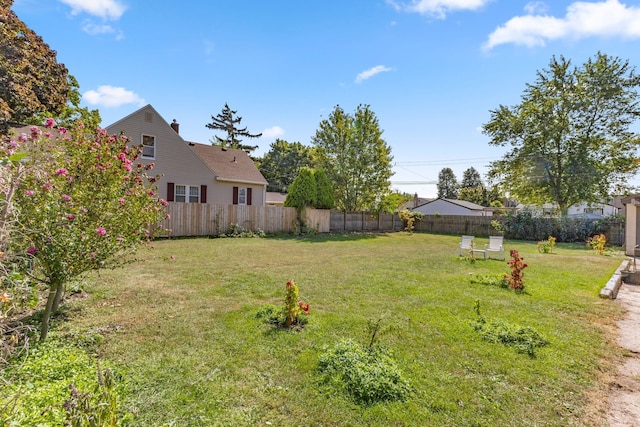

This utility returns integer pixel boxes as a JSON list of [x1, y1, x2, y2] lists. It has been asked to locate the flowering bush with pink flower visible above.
[[2, 119, 167, 340]]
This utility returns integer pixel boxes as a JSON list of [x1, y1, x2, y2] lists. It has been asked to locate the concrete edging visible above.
[[600, 259, 632, 299]]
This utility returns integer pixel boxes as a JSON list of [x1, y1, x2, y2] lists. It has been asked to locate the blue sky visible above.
[[11, 0, 640, 197]]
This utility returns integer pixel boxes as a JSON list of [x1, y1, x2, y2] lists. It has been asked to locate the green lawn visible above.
[[45, 233, 628, 425]]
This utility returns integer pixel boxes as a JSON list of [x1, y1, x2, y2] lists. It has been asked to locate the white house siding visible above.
[[413, 199, 491, 216]]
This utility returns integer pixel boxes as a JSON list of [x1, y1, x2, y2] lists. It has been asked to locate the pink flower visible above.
[[45, 118, 55, 128], [55, 168, 68, 176], [18, 133, 27, 142], [160, 199, 169, 207], [24, 190, 34, 196], [66, 214, 75, 221], [44, 132, 52, 138], [41, 183, 53, 191], [116, 237, 124, 242], [30, 126, 41, 140], [61, 194, 71, 201], [165, 213, 171, 220], [170, 255, 175, 260], [145, 163, 155, 171], [58, 127, 67, 135], [8, 141, 17, 149], [26, 246, 37, 255], [147, 189, 155, 196], [95, 227, 106, 236], [118, 197, 126, 206]]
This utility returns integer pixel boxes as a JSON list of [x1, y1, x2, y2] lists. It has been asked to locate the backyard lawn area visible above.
[[5, 232, 628, 426]]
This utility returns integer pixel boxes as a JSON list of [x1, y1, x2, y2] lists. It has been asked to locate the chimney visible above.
[[170, 119, 179, 134], [414, 193, 419, 208]]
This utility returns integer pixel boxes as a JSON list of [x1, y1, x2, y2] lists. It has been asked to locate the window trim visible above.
[[174, 184, 200, 203], [141, 134, 156, 159]]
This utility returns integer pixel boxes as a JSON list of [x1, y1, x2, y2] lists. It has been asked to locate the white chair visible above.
[[458, 235, 475, 256], [485, 236, 505, 260]]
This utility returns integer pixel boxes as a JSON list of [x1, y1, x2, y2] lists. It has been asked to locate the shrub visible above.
[[506, 249, 527, 292], [314, 169, 334, 209], [256, 280, 309, 329], [398, 209, 424, 233], [587, 233, 607, 255], [537, 236, 556, 254], [318, 339, 411, 404]]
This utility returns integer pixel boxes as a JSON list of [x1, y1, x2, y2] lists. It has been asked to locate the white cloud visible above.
[[59, 0, 126, 20], [355, 65, 393, 84], [388, 0, 492, 19], [83, 86, 145, 108], [485, 0, 640, 50], [524, 1, 548, 15], [261, 126, 285, 139], [82, 21, 115, 35]]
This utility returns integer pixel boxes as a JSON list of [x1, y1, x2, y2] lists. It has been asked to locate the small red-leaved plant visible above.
[[506, 249, 527, 292]]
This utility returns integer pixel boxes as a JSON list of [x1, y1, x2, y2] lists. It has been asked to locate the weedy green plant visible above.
[[218, 223, 266, 238], [317, 338, 411, 405], [471, 301, 548, 357], [587, 233, 607, 255], [537, 236, 556, 254], [0, 338, 129, 426], [506, 249, 527, 291], [469, 273, 509, 289]]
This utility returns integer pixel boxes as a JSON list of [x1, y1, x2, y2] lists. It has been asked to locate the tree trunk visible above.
[[51, 282, 65, 313], [39, 282, 59, 341]]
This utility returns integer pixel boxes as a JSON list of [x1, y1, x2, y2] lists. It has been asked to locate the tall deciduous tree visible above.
[[9, 122, 166, 341], [31, 75, 101, 130], [483, 53, 640, 214], [257, 139, 314, 192], [458, 167, 485, 205], [206, 103, 262, 153], [312, 104, 393, 211], [437, 168, 458, 199], [0, 0, 70, 134]]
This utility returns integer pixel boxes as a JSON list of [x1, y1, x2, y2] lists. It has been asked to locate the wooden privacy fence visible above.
[[158, 203, 331, 237], [157, 204, 624, 245]]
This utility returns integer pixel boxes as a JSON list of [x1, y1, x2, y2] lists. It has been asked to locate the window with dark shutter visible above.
[[167, 182, 175, 202], [233, 186, 239, 205], [247, 188, 252, 206], [200, 185, 207, 203]]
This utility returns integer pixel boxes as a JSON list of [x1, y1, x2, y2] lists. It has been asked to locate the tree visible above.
[[257, 139, 314, 192], [206, 103, 262, 153], [461, 167, 484, 189], [437, 168, 458, 199], [458, 186, 484, 205], [0, 0, 70, 134], [374, 191, 413, 214], [31, 75, 101, 130], [284, 167, 317, 209], [9, 121, 166, 341], [312, 104, 393, 211], [483, 53, 640, 214], [314, 169, 334, 209]]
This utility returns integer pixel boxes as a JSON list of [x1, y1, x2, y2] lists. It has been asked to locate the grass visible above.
[[18, 233, 629, 425]]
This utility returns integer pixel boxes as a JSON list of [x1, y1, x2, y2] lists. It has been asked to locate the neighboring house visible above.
[[266, 192, 287, 206], [622, 194, 640, 256], [398, 193, 434, 211], [105, 105, 267, 206], [412, 198, 492, 217], [516, 200, 621, 219]]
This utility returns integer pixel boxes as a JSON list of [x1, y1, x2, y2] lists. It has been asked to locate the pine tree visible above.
[[205, 103, 262, 153]]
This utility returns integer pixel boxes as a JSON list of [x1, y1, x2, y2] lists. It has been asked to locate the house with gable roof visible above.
[[412, 198, 492, 216], [105, 105, 267, 206]]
